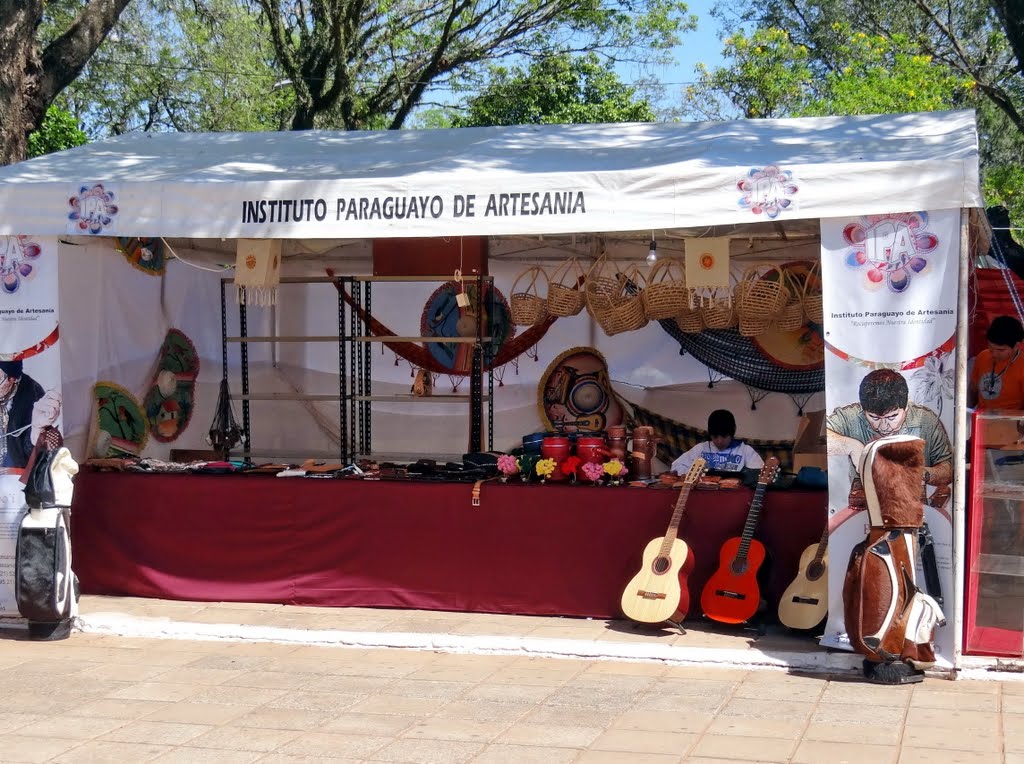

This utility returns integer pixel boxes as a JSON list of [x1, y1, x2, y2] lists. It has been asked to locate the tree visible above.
[[450, 53, 656, 127], [252, 0, 694, 131], [61, 0, 291, 137], [26, 105, 88, 158], [0, 0, 133, 164]]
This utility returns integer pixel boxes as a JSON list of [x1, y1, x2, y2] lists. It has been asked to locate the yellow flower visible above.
[[603, 460, 623, 477], [536, 458, 557, 477]]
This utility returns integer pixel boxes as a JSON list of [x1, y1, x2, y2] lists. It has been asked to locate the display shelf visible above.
[[227, 336, 340, 343], [354, 394, 490, 402], [352, 336, 493, 343], [239, 393, 344, 401]]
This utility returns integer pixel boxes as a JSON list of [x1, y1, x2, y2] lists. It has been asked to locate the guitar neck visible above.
[[659, 483, 694, 555], [735, 484, 768, 561], [811, 525, 829, 565]]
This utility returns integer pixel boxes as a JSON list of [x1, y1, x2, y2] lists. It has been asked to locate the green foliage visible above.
[[451, 54, 656, 127], [985, 166, 1024, 246], [26, 106, 88, 158]]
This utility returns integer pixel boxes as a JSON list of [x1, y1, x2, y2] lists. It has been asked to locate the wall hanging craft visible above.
[[91, 381, 149, 457], [537, 346, 624, 433], [748, 261, 825, 373], [420, 279, 514, 374], [116, 237, 166, 277], [142, 328, 200, 442]]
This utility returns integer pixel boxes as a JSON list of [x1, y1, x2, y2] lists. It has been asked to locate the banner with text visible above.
[[819, 210, 959, 667], [0, 235, 62, 616]]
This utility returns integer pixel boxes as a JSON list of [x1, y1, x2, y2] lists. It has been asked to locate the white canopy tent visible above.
[[0, 109, 982, 238]]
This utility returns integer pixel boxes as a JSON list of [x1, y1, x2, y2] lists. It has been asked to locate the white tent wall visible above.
[[56, 237, 821, 463]]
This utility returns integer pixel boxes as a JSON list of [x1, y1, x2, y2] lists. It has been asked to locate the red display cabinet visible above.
[[966, 410, 1024, 656]]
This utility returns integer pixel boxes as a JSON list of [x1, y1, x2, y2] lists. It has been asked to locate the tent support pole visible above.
[[952, 207, 970, 669]]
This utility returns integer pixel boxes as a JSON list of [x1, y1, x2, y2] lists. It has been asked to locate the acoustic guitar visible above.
[[701, 457, 780, 625], [619, 459, 707, 625], [777, 526, 829, 630]]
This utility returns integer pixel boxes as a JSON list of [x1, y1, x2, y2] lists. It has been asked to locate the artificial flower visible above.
[[536, 458, 557, 478], [581, 461, 605, 482], [603, 459, 625, 477], [560, 456, 582, 476], [497, 454, 520, 476]]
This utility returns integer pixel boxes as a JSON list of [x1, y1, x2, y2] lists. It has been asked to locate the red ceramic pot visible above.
[[575, 436, 610, 465], [541, 436, 572, 480]]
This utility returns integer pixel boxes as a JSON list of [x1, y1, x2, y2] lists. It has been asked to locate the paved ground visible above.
[[0, 596, 1019, 763]]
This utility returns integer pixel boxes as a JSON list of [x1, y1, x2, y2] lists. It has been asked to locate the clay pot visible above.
[[576, 436, 610, 464], [541, 436, 572, 481]]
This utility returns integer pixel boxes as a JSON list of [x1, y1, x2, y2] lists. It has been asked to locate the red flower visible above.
[[561, 456, 582, 476]]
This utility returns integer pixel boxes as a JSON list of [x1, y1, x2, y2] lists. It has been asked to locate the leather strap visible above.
[[472, 479, 484, 507]]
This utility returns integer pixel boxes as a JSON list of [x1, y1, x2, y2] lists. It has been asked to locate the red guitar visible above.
[[700, 457, 780, 625]]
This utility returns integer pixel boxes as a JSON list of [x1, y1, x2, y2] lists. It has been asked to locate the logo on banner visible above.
[[737, 166, 798, 219], [0, 236, 41, 295], [842, 212, 938, 293], [68, 183, 118, 235]]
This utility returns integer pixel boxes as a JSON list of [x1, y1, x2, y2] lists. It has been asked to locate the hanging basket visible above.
[[546, 257, 587, 317], [674, 309, 704, 334], [774, 268, 805, 333], [738, 313, 774, 337], [509, 266, 549, 327], [699, 272, 738, 330], [803, 260, 824, 325], [642, 257, 690, 321], [585, 256, 648, 336], [735, 263, 790, 320]]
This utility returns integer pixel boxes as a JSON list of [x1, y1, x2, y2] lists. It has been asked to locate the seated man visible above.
[[969, 315, 1024, 412], [671, 409, 765, 475]]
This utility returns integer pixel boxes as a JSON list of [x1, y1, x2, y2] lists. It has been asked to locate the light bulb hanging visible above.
[[646, 233, 658, 265]]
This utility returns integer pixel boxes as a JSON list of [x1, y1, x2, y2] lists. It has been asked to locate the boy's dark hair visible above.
[[707, 409, 736, 438], [858, 369, 909, 415], [987, 315, 1024, 347]]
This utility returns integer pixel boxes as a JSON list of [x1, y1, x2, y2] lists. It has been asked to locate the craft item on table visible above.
[[695, 475, 720, 490], [535, 458, 557, 482], [517, 453, 540, 482], [143, 329, 200, 443], [90, 382, 148, 458], [540, 435, 571, 481], [497, 454, 520, 481], [581, 460, 605, 483], [718, 477, 742, 490], [560, 456, 582, 481], [411, 368, 433, 396], [603, 458, 627, 486], [0, 236, 41, 294], [575, 435, 610, 464], [620, 458, 706, 627], [234, 239, 281, 306], [116, 237, 166, 276], [538, 347, 624, 434]]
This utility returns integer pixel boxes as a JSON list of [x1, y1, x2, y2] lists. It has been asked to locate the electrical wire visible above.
[[161, 237, 233, 272]]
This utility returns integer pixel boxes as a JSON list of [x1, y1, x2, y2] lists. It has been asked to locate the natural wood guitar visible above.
[[777, 526, 830, 630], [619, 459, 707, 625], [700, 457, 780, 625]]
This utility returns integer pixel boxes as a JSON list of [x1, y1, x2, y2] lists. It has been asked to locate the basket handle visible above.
[[647, 257, 684, 285], [550, 256, 585, 286], [802, 260, 822, 299], [511, 265, 549, 296]]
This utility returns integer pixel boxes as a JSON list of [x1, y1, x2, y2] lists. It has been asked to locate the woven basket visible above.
[[585, 257, 648, 336], [510, 266, 549, 327], [699, 272, 738, 330], [674, 309, 704, 334], [803, 260, 824, 324], [546, 257, 586, 317], [774, 268, 805, 333], [735, 264, 789, 320], [642, 257, 689, 321]]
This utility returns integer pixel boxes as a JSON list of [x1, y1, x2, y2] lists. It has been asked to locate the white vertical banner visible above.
[[819, 210, 960, 666], [0, 235, 62, 616]]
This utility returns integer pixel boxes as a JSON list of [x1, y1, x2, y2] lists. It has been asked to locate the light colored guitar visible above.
[[619, 459, 706, 625], [777, 526, 829, 630]]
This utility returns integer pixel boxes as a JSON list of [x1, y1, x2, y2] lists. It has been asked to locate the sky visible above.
[[618, 0, 727, 114]]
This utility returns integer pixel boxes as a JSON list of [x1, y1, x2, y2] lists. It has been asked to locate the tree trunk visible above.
[[0, 2, 44, 165], [0, 0, 132, 165], [991, 0, 1024, 75]]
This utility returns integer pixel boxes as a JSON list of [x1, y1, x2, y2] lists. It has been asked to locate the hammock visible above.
[[327, 271, 557, 375]]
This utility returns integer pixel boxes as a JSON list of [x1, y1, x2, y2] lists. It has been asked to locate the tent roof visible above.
[[0, 110, 982, 239]]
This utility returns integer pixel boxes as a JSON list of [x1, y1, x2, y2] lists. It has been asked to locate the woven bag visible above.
[[774, 267, 805, 333], [642, 257, 689, 321], [699, 271, 738, 330], [585, 256, 647, 336], [546, 257, 586, 317], [510, 266, 548, 326], [803, 260, 824, 324], [674, 309, 704, 334]]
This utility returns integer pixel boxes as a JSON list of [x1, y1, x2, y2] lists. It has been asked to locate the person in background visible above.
[[827, 368, 952, 488], [0, 360, 60, 469], [671, 409, 765, 475], [969, 315, 1024, 412]]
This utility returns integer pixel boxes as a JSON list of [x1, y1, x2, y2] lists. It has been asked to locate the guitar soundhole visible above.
[[652, 556, 671, 575], [806, 562, 825, 581], [730, 559, 748, 576]]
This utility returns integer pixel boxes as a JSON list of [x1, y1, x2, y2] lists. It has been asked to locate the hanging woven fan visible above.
[[207, 377, 244, 457]]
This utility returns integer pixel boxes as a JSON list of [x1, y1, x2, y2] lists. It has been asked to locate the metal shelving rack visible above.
[[221, 273, 494, 463]]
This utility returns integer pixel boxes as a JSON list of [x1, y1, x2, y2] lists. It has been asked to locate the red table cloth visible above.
[[70, 471, 827, 619]]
